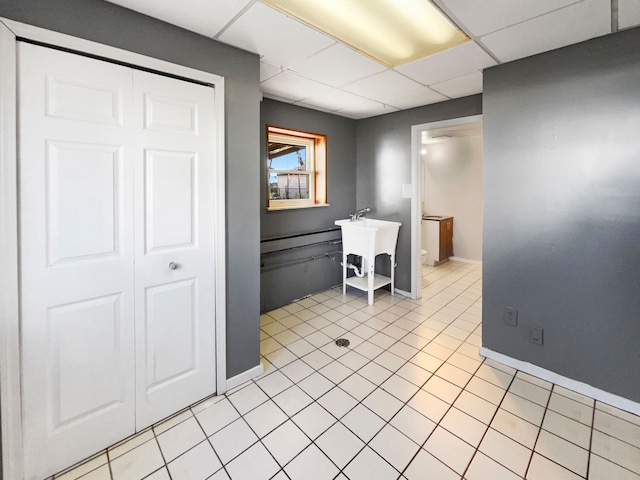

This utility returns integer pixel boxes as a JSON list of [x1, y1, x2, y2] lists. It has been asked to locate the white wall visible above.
[[422, 135, 483, 261]]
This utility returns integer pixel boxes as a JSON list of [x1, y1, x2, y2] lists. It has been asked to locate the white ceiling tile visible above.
[[619, 0, 640, 29], [342, 71, 423, 104], [296, 89, 368, 111], [105, 0, 251, 38], [260, 62, 281, 82], [294, 102, 333, 113], [336, 99, 399, 119], [384, 87, 448, 110], [109, 0, 619, 119], [260, 71, 331, 102], [481, 0, 611, 63], [439, 0, 579, 36], [263, 93, 295, 104], [332, 111, 363, 119], [430, 71, 483, 98], [396, 41, 496, 86], [218, 2, 335, 67], [287, 43, 387, 88]]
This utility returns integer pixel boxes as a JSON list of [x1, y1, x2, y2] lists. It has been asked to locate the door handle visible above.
[[169, 262, 178, 270]]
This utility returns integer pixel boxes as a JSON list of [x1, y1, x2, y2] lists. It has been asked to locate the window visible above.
[[267, 126, 327, 210]]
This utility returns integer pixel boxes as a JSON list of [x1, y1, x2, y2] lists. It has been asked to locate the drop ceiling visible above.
[[105, 0, 640, 119]]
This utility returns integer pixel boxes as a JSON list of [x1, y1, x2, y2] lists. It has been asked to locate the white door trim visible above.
[[0, 19, 24, 480], [410, 114, 482, 299], [0, 18, 227, 480]]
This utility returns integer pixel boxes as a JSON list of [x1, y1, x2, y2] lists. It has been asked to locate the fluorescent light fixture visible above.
[[265, 0, 468, 67]]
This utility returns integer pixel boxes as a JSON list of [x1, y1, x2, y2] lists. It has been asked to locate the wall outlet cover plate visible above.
[[503, 307, 517, 326], [528, 325, 544, 346]]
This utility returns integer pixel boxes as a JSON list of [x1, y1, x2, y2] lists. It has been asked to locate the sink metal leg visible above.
[[342, 254, 347, 295], [390, 254, 395, 297], [368, 259, 374, 306]]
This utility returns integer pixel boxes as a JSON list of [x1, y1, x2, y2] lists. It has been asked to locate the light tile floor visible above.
[[52, 261, 640, 480]]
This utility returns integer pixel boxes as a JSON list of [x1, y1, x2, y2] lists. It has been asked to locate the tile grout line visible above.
[[149, 423, 170, 480], [335, 299, 485, 478], [262, 266, 636, 480], [108, 455, 114, 480], [56, 263, 640, 480], [211, 387, 286, 478], [523, 382, 555, 479], [585, 395, 597, 479], [65, 266, 576, 475], [253, 358, 365, 477], [458, 368, 517, 479], [257, 268, 483, 478]]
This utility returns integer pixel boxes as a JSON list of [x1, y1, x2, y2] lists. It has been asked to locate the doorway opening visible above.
[[410, 115, 483, 299]]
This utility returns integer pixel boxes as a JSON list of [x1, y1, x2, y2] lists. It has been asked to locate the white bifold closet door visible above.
[[18, 42, 217, 480]]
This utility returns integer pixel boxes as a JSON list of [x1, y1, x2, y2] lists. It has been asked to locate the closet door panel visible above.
[[133, 70, 217, 430], [18, 43, 136, 480], [18, 42, 220, 478], [145, 149, 196, 252], [47, 141, 123, 264], [144, 278, 198, 390]]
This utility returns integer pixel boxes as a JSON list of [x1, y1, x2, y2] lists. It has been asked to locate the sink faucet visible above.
[[350, 207, 371, 221]]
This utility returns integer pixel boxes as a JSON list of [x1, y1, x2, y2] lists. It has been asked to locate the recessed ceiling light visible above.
[[265, 0, 468, 67]]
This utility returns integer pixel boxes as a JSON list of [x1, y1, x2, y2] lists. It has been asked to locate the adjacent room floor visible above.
[[52, 261, 640, 480]]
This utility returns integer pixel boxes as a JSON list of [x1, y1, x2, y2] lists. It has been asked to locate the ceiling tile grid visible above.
[[437, 0, 580, 37], [260, 62, 282, 82], [382, 87, 448, 110], [106, 0, 252, 38], [287, 43, 387, 88], [395, 41, 496, 86], [296, 88, 372, 112], [480, 0, 612, 63], [260, 70, 332, 102], [431, 71, 483, 99], [335, 99, 399, 119], [342, 70, 423, 102], [105, 0, 624, 118], [217, 2, 335, 68]]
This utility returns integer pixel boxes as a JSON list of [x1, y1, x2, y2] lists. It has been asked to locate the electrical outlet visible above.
[[303, 263, 308, 273], [503, 307, 518, 327], [528, 325, 544, 346]]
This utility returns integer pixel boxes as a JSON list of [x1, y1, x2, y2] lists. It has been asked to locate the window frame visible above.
[[266, 125, 327, 211]]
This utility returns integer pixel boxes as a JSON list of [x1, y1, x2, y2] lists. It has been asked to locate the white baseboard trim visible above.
[[449, 257, 482, 265], [225, 363, 264, 391], [480, 347, 640, 417], [394, 288, 412, 299]]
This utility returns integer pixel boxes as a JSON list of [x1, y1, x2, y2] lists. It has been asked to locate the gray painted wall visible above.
[[483, 27, 640, 402], [260, 99, 357, 237], [0, 0, 262, 381], [260, 99, 357, 311], [356, 96, 483, 291]]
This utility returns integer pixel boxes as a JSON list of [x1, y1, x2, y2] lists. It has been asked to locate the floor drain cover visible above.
[[335, 338, 350, 347]]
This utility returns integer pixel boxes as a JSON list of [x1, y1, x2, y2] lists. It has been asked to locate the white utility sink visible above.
[[335, 218, 401, 305]]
